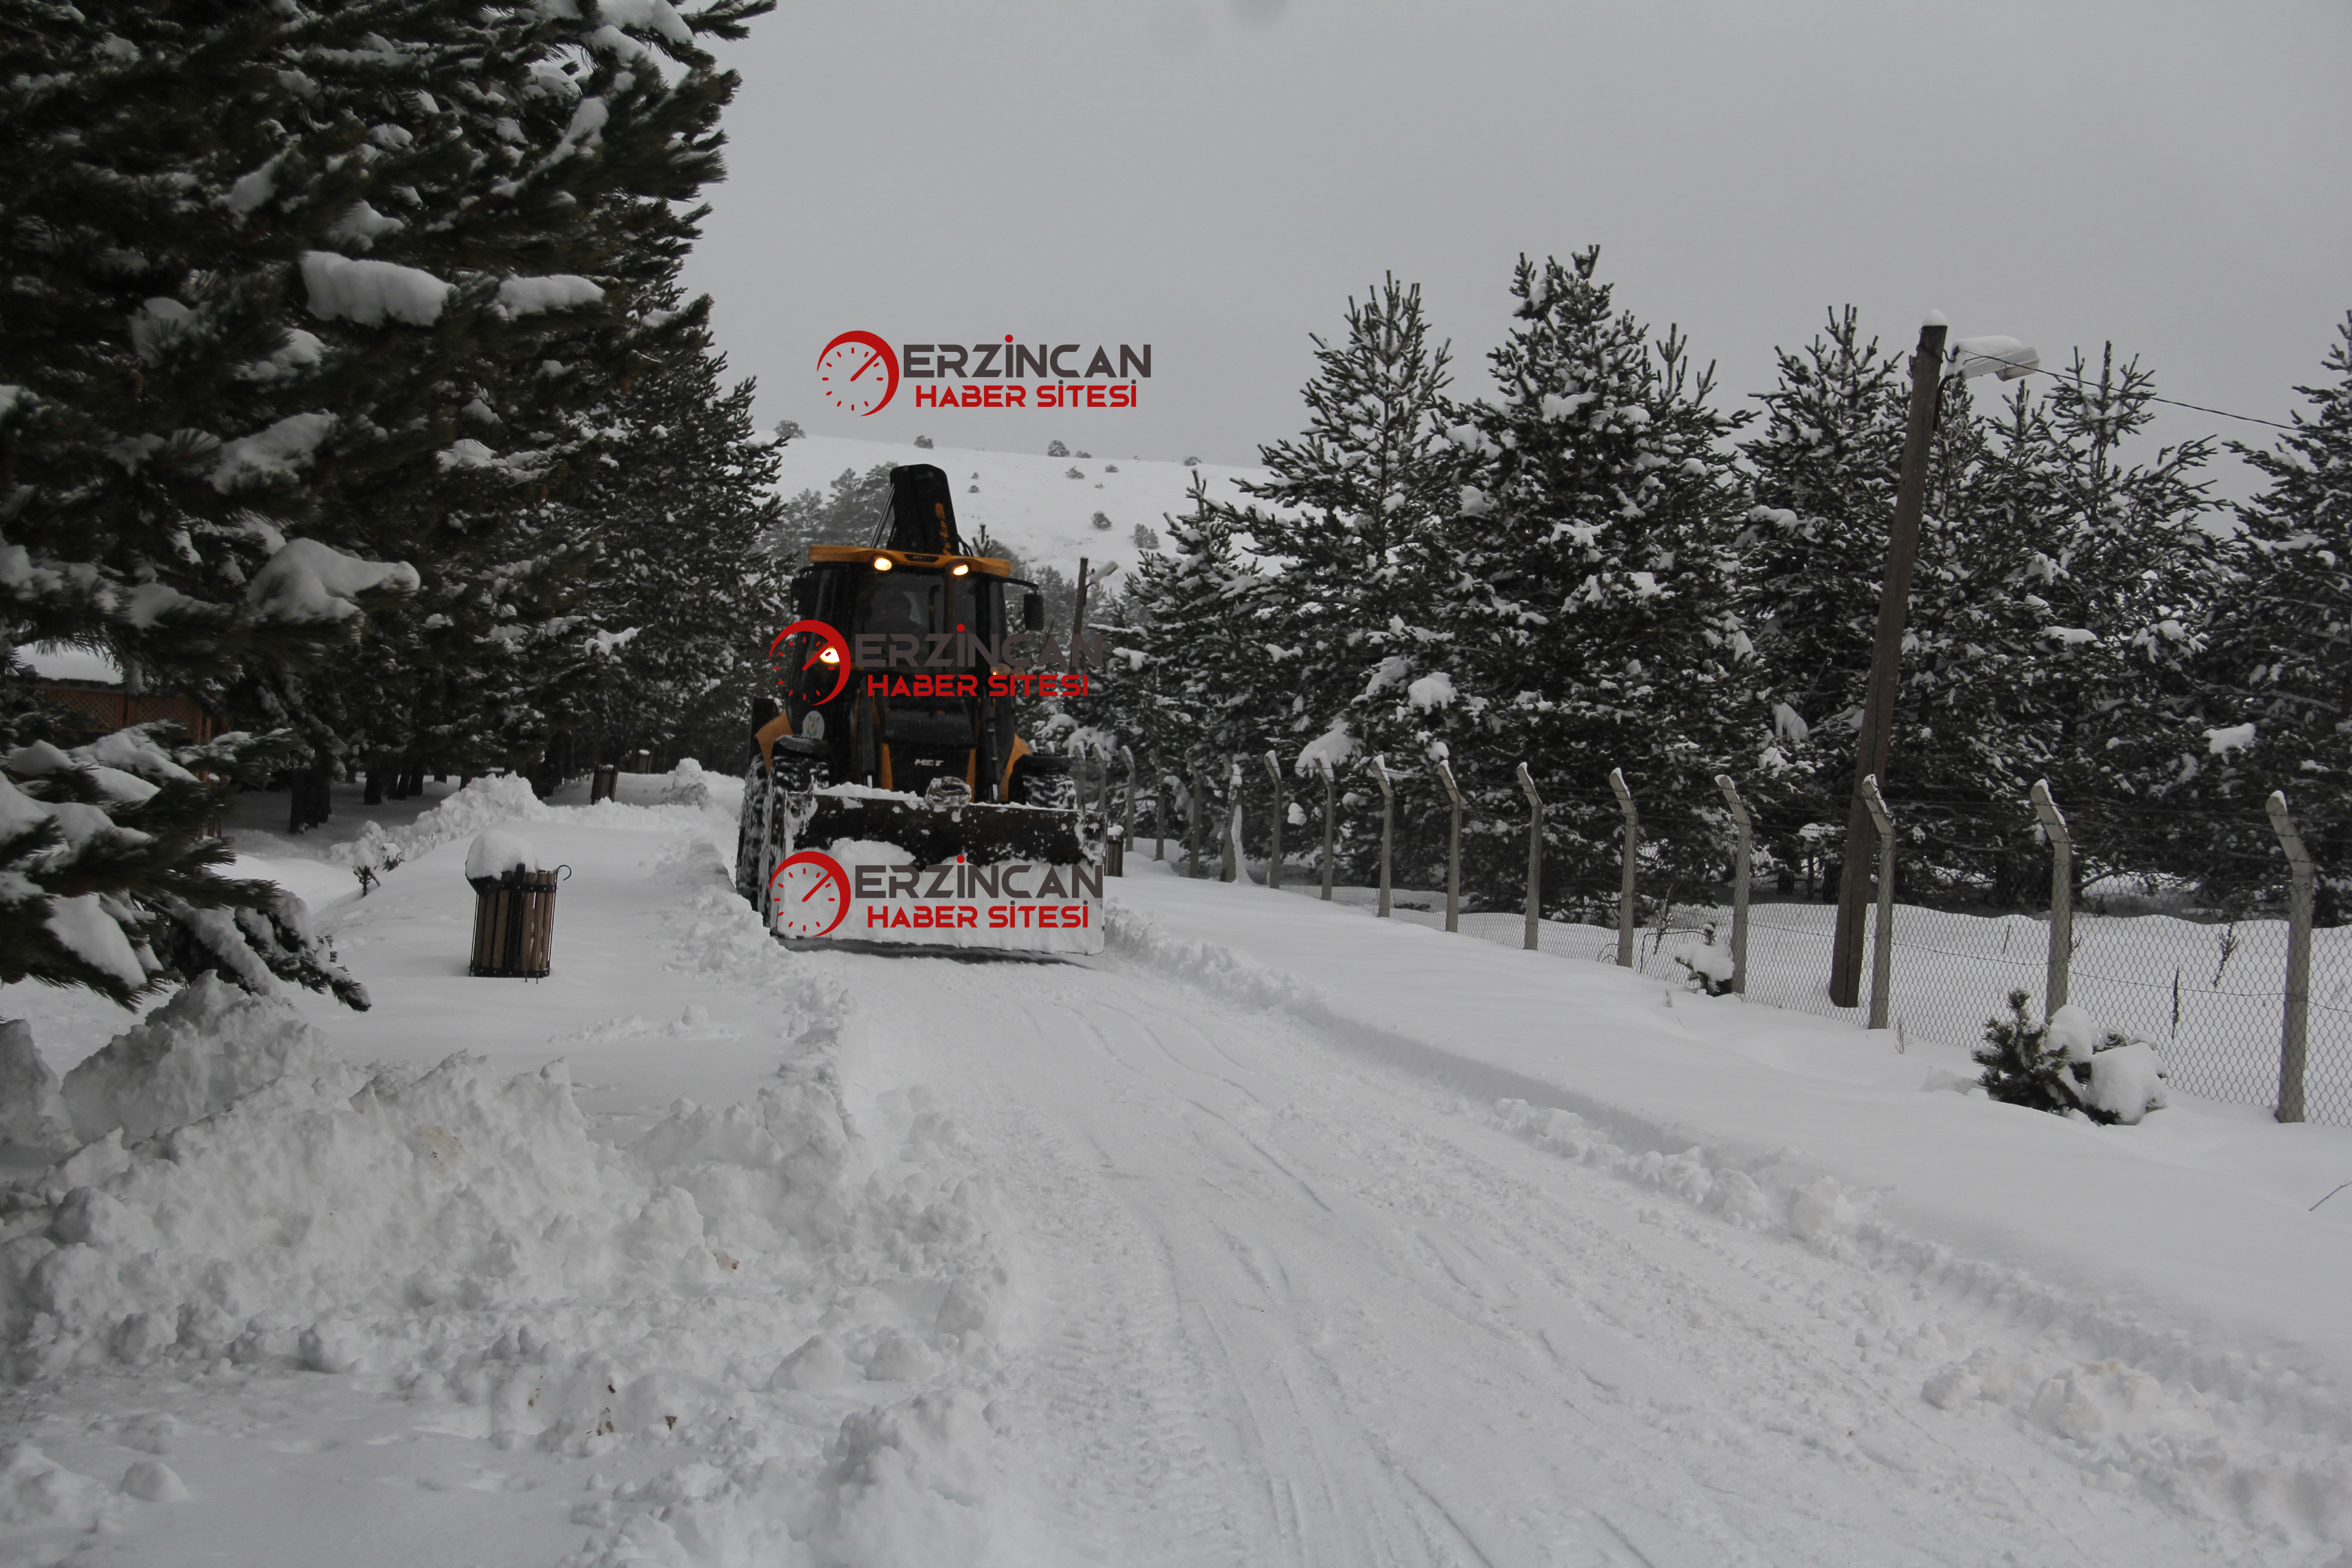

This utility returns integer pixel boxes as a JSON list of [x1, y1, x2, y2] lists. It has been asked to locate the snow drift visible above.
[[0, 860, 1020, 1565]]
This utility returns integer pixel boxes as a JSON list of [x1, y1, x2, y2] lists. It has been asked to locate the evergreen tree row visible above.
[[1087, 257, 2349, 922]]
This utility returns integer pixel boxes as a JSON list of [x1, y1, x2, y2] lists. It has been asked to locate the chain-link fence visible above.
[[1110, 752, 2349, 1128], [1606, 886, 2351, 1126]]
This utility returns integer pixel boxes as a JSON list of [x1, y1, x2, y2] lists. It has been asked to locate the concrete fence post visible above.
[[2029, 779, 2072, 1013], [1369, 755, 1394, 917], [1714, 773, 1751, 996], [1264, 751, 1286, 891], [1608, 768, 1639, 969], [1437, 759, 1464, 934], [1517, 763, 1543, 951], [1861, 774, 1897, 1030], [1318, 757, 1337, 902], [2266, 789, 2314, 1124], [1220, 757, 1241, 883], [1188, 756, 1205, 879]]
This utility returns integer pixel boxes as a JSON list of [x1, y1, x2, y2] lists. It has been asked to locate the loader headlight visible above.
[[817, 647, 839, 664], [950, 562, 970, 576], [872, 555, 893, 571]]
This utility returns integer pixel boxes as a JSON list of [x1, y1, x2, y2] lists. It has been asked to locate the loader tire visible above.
[[771, 734, 827, 793], [734, 760, 768, 906], [737, 738, 828, 910], [1009, 753, 1077, 811]]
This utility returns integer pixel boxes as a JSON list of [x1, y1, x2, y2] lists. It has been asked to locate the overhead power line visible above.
[[1971, 353, 2302, 434]]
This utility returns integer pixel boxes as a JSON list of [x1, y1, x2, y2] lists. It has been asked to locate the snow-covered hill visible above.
[[770, 434, 1270, 578]]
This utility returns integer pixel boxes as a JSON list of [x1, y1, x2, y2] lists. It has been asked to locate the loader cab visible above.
[[771, 465, 1040, 802]]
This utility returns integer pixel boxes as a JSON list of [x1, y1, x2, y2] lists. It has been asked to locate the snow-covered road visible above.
[[850, 949, 2248, 1565], [7, 777, 2346, 1566]]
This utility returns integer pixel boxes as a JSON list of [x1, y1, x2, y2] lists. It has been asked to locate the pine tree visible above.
[[581, 294, 786, 767], [1739, 309, 1911, 884], [1972, 990, 2094, 1118], [772, 463, 895, 563], [1738, 322, 2221, 906], [2020, 347, 2221, 810], [1213, 276, 1478, 883], [2195, 313, 2352, 916], [1117, 479, 1286, 851], [227, 0, 774, 784], [1045, 572, 1145, 774], [0, 0, 773, 1024], [1881, 352, 2219, 903], [1454, 249, 1765, 915], [1, 1, 440, 1011], [1, 1, 431, 687], [1972, 990, 2137, 1123]]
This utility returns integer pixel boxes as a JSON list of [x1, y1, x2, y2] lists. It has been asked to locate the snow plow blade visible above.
[[743, 782, 1104, 956]]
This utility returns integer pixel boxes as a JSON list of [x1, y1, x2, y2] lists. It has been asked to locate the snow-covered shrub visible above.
[[1132, 524, 1160, 551], [2084, 1041, 2168, 1124], [1090, 510, 1113, 530], [1182, 455, 1199, 466], [1103, 463, 1119, 472], [1669, 924, 1736, 996], [1064, 467, 1085, 480], [1073, 450, 1091, 459], [1046, 440, 1069, 457], [912, 435, 933, 449], [1974, 992, 2166, 1124], [657, 757, 710, 808]]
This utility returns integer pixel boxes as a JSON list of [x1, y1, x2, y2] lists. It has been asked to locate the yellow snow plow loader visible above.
[[734, 463, 1104, 955]]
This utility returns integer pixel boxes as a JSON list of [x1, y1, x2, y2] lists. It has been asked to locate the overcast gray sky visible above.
[[683, 1, 2351, 495]]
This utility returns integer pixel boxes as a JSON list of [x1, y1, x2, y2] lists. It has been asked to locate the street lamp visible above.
[[1948, 336, 2041, 383], [1827, 317, 2038, 1007]]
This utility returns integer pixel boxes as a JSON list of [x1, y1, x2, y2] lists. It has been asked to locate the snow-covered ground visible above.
[[1348, 887, 2350, 1127], [772, 434, 1269, 578], [5, 775, 2351, 1565]]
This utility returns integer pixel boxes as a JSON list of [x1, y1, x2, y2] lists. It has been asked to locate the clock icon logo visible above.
[[769, 849, 853, 938], [770, 619, 851, 704], [816, 330, 898, 416]]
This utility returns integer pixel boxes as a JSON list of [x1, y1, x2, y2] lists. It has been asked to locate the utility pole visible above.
[[1830, 317, 1948, 1007]]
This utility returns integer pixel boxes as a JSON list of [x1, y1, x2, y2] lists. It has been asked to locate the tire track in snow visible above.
[[851, 951, 2283, 1565], [851, 964, 1254, 1567]]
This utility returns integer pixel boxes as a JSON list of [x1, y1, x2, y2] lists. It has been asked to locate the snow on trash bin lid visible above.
[[465, 829, 547, 883]]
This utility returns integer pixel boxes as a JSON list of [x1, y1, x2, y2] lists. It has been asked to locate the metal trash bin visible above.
[[469, 866, 566, 977]]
